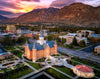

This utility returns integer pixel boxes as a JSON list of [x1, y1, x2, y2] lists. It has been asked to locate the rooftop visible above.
[[96, 45, 100, 48], [75, 65, 93, 73], [28, 41, 54, 51]]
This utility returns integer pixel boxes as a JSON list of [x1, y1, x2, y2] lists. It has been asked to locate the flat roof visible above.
[[96, 45, 100, 48]]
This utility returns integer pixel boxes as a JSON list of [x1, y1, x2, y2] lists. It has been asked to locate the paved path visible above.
[[19, 66, 51, 79], [58, 46, 100, 63]]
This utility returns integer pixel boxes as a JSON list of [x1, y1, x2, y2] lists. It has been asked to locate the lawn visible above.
[[94, 69, 100, 77], [0, 66, 33, 79], [46, 68, 71, 79], [0, 70, 4, 73], [11, 50, 24, 58], [72, 58, 100, 69], [27, 62, 41, 70], [55, 67, 76, 77], [7, 67, 33, 79]]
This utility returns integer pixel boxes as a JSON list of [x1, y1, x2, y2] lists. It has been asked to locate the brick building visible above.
[[6, 24, 16, 33], [94, 45, 100, 54], [24, 29, 57, 62]]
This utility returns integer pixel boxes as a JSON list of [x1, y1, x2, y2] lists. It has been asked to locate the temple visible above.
[[24, 27, 57, 62]]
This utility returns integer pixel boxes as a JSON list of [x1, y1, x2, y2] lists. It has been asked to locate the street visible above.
[[57, 46, 100, 63]]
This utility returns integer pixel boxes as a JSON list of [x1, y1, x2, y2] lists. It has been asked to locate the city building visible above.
[[6, 25, 16, 33], [0, 47, 11, 60], [24, 29, 57, 62], [59, 33, 87, 45], [94, 45, 100, 54], [89, 34, 100, 40], [77, 30, 95, 37], [72, 65, 95, 78], [17, 27, 32, 34], [42, 30, 50, 36]]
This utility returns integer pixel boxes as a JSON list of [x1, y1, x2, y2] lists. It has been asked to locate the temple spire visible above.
[[33, 40, 36, 49], [25, 40, 28, 46], [40, 25, 44, 37], [54, 40, 57, 45]]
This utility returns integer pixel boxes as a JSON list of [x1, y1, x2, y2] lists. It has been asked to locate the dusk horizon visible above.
[[0, 0, 100, 18]]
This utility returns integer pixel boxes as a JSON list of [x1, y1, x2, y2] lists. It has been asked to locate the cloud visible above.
[[50, 0, 76, 8], [50, 0, 100, 8], [76, 0, 100, 7], [0, 10, 13, 15], [21, 0, 40, 2], [0, 0, 23, 9]]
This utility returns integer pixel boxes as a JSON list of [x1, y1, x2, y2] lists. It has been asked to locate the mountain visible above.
[[0, 10, 13, 15], [47, 3, 100, 26], [0, 15, 8, 20], [1, 3, 100, 26]]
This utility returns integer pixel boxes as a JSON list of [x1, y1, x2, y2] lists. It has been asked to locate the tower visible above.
[[38, 25, 45, 45], [54, 40, 57, 54], [32, 40, 37, 62]]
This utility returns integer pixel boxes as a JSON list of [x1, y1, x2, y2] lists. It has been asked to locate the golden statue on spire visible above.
[[41, 25, 43, 30]]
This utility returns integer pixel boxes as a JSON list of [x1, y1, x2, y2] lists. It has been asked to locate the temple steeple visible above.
[[40, 25, 44, 37], [25, 40, 28, 46], [54, 40, 57, 45], [33, 40, 36, 49]]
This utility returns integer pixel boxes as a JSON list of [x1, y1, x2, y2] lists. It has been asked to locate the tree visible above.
[[78, 40, 86, 47], [16, 35, 26, 44], [90, 37, 99, 44], [61, 38, 66, 44], [71, 37, 78, 46], [0, 36, 14, 46]]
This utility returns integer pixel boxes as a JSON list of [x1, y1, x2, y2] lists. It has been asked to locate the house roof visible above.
[[28, 41, 54, 51], [75, 65, 93, 73]]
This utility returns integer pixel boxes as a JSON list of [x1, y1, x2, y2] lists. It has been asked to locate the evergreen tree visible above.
[[62, 38, 66, 44], [79, 40, 86, 47], [72, 37, 78, 46]]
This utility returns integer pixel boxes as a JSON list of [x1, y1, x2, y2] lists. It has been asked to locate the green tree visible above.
[[16, 35, 26, 44], [0, 36, 14, 46], [61, 38, 66, 44], [72, 37, 78, 46], [90, 37, 99, 44], [78, 40, 86, 47]]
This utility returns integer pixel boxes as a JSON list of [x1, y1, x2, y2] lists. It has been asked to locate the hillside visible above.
[[1, 3, 100, 26], [0, 15, 8, 20], [47, 3, 100, 26]]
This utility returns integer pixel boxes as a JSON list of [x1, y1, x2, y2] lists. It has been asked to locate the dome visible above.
[[72, 65, 95, 78], [75, 65, 93, 73]]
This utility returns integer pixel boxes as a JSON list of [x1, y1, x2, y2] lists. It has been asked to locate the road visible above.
[[57, 46, 100, 63]]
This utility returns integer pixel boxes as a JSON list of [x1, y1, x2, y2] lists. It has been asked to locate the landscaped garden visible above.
[[11, 50, 24, 58], [27, 62, 41, 70], [54, 66, 76, 77], [45, 68, 71, 79], [71, 58, 100, 69], [0, 66, 33, 79]]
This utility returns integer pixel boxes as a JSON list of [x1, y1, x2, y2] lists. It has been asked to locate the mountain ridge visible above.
[[0, 3, 100, 27]]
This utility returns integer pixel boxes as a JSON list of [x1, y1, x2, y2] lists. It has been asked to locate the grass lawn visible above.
[[0, 70, 4, 73], [55, 67, 76, 77], [4, 46, 15, 51], [68, 60, 79, 66], [7, 67, 33, 79], [11, 50, 24, 58], [27, 62, 41, 70], [94, 69, 100, 77], [46, 68, 71, 79], [72, 58, 100, 69], [15, 52, 24, 58]]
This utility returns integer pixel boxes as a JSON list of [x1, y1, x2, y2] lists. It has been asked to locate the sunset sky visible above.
[[0, 0, 100, 18]]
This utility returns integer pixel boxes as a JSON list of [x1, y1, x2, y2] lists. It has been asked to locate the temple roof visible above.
[[28, 41, 54, 51], [75, 65, 93, 73]]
